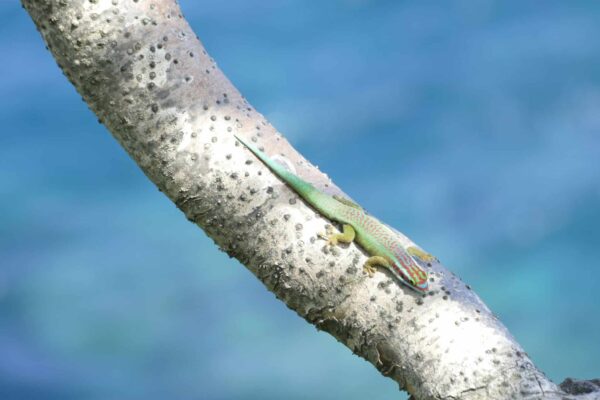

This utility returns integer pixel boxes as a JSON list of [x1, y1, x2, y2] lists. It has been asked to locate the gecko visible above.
[[234, 134, 435, 293]]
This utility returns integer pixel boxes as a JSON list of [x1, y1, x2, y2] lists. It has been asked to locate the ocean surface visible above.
[[1, 1, 599, 399]]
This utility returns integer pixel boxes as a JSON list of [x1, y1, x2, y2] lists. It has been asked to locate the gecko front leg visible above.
[[407, 246, 437, 263], [333, 195, 362, 209], [363, 256, 392, 276]]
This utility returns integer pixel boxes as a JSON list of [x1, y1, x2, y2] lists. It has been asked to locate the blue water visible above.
[[1, 1, 599, 399]]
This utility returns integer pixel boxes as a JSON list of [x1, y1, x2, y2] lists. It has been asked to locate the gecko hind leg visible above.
[[318, 224, 355, 246], [407, 246, 437, 263], [333, 195, 362, 209], [363, 256, 391, 277]]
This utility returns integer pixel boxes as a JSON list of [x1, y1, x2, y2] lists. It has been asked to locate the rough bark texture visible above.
[[22, 1, 598, 399]]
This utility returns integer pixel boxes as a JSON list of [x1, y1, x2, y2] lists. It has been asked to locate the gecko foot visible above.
[[363, 263, 377, 277], [363, 256, 391, 277], [319, 235, 338, 246], [318, 224, 355, 247], [318, 225, 337, 246]]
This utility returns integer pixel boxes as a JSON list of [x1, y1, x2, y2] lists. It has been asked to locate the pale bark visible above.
[[21, 1, 598, 399]]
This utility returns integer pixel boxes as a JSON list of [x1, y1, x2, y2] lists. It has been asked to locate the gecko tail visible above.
[[234, 134, 318, 196]]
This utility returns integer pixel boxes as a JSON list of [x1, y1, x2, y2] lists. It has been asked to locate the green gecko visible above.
[[234, 134, 435, 293]]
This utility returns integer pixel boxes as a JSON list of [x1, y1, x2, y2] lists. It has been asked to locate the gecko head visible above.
[[390, 259, 429, 293], [411, 275, 429, 292]]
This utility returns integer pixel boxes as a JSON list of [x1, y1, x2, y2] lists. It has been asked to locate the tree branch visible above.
[[21, 1, 597, 399]]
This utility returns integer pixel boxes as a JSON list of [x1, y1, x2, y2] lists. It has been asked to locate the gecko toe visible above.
[[363, 264, 376, 277]]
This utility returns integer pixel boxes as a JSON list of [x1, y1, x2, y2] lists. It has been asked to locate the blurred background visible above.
[[1, 1, 599, 399]]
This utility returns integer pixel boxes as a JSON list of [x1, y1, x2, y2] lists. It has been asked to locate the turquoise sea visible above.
[[1, 1, 599, 399]]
